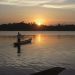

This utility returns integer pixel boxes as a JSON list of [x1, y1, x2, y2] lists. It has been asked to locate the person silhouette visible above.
[[16, 32, 21, 56], [17, 32, 21, 43]]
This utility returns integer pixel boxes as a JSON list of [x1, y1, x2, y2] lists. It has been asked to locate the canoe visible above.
[[14, 38, 32, 47]]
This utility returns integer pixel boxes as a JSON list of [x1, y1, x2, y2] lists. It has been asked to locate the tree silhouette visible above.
[[0, 22, 75, 31]]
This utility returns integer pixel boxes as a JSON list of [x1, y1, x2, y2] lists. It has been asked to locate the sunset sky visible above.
[[0, 0, 75, 25]]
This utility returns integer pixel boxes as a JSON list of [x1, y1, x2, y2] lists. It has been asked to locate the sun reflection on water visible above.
[[33, 34, 59, 46], [34, 34, 44, 45], [37, 34, 41, 43]]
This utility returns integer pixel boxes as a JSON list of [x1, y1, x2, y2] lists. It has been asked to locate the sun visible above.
[[35, 18, 44, 26]]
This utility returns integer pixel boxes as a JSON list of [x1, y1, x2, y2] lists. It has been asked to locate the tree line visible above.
[[0, 22, 75, 31]]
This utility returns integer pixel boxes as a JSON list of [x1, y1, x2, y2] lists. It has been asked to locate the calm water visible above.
[[0, 31, 75, 75]]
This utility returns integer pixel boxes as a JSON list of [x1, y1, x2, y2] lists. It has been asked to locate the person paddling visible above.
[[17, 32, 21, 43]]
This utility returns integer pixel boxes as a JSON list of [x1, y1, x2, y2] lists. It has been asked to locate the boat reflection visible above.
[[17, 45, 21, 56]]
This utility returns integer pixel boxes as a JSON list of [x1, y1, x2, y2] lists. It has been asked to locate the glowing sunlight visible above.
[[35, 34, 43, 44], [35, 18, 44, 26]]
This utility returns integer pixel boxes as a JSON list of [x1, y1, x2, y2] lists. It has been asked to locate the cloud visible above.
[[0, 0, 49, 6], [0, 0, 75, 9], [42, 4, 75, 9], [0, 0, 66, 6], [65, 0, 75, 3]]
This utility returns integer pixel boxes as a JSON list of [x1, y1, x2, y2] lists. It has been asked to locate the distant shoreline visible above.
[[0, 30, 75, 32], [0, 22, 75, 31]]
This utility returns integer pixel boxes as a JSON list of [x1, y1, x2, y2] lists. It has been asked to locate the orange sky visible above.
[[0, 0, 75, 25]]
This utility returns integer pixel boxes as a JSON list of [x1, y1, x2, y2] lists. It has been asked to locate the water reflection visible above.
[[36, 34, 43, 43], [34, 34, 58, 46], [0, 33, 75, 70], [17, 45, 21, 56]]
